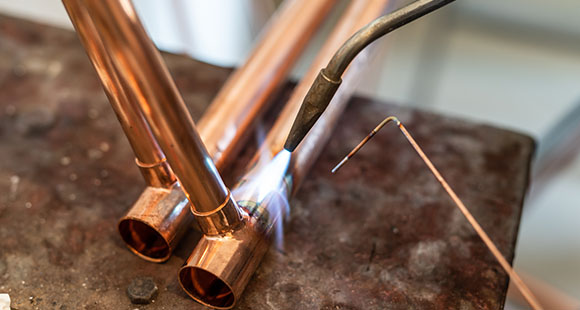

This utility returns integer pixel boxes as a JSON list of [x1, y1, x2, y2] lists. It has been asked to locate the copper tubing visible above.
[[64, 0, 187, 262], [198, 0, 335, 170], [178, 0, 390, 308], [82, 0, 242, 234], [62, 0, 175, 189], [68, 0, 334, 261], [118, 0, 333, 258], [119, 0, 333, 260]]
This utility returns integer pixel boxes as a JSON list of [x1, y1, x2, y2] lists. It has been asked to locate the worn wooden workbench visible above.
[[0, 15, 534, 310]]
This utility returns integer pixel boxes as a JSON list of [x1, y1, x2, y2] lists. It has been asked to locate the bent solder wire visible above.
[[331, 115, 543, 310]]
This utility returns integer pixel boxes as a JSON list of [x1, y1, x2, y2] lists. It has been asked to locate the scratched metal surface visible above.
[[0, 15, 533, 310]]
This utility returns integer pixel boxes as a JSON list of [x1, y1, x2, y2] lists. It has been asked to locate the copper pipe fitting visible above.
[[179, 0, 389, 307], [180, 159, 291, 309], [178, 214, 272, 309], [119, 183, 191, 262]]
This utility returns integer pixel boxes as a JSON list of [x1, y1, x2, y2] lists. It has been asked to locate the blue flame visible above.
[[233, 150, 291, 201], [255, 149, 291, 201], [233, 149, 292, 250]]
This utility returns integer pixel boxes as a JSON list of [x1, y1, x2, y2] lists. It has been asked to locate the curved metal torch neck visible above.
[[326, 0, 456, 77], [284, 0, 456, 152]]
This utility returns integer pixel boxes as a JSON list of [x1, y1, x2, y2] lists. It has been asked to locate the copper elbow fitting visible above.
[[118, 159, 188, 262]]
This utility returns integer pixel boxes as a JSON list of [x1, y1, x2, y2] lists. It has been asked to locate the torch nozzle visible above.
[[284, 69, 341, 152]]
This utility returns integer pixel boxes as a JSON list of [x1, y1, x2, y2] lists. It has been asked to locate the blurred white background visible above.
[[0, 0, 578, 307]]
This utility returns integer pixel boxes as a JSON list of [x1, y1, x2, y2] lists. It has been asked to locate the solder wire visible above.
[[332, 116, 543, 310]]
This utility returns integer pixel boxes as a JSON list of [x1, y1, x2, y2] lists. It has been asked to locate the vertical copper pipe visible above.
[[83, 0, 242, 234], [63, 0, 190, 262], [199, 0, 335, 170], [179, 0, 390, 308], [62, 0, 175, 189], [63, 0, 189, 261]]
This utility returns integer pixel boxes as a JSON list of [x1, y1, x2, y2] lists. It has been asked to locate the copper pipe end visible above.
[[118, 183, 192, 262], [179, 266, 236, 309], [178, 148, 291, 308], [178, 220, 269, 308], [179, 197, 282, 308]]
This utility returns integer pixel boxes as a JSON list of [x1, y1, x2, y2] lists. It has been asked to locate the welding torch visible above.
[[284, 0, 456, 152]]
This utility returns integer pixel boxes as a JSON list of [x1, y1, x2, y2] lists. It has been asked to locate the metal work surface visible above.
[[0, 15, 533, 309]]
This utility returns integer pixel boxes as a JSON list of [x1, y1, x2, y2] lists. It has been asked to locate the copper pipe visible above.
[[198, 0, 335, 170], [67, 0, 334, 261], [82, 0, 242, 235], [179, 0, 390, 308], [117, 0, 333, 259], [62, 0, 175, 189], [63, 0, 189, 262]]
